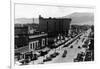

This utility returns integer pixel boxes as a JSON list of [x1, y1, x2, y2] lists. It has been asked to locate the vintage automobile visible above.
[[19, 58, 30, 65], [62, 50, 67, 58], [50, 52, 59, 58], [43, 56, 52, 62], [78, 46, 81, 49], [74, 52, 85, 62], [70, 45, 73, 48]]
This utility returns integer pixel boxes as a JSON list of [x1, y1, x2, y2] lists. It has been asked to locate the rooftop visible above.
[[29, 33, 47, 39]]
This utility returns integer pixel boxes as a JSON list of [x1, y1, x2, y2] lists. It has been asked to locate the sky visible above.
[[15, 4, 94, 18]]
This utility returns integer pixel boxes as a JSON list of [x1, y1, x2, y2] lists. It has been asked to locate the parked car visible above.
[[43, 56, 52, 62], [78, 46, 81, 49], [31, 54, 38, 61], [50, 52, 59, 58], [62, 50, 67, 58], [84, 51, 92, 61], [39, 51, 48, 56], [74, 53, 84, 62], [70, 45, 73, 48], [19, 59, 30, 65]]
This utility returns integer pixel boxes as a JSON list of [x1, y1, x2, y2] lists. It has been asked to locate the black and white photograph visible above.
[[14, 3, 94, 66]]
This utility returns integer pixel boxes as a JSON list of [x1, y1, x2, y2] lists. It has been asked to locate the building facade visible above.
[[28, 33, 48, 51], [38, 15, 72, 37], [15, 24, 29, 49], [15, 24, 48, 61]]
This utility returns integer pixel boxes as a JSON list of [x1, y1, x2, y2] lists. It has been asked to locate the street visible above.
[[21, 29, 91, 65]]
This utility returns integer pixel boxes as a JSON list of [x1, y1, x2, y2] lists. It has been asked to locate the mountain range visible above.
[[62, 12, 94, 25], [15, 12, 94, 25]]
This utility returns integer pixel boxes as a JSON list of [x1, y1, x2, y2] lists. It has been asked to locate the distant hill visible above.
[[15, 18, 39, 24], [15, 12, 94, 25], [62, 12, 94, 25]]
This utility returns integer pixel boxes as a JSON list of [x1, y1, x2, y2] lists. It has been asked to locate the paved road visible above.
[[15, 29, 91, 65], [29, 29, 91, 64]]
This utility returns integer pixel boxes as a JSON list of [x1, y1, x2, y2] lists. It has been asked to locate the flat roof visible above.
[[29, 33, 47, 39], [15, 46, 29, 54]]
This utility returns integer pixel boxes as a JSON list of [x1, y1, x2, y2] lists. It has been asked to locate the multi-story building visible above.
[[15, 24, 48, 61], [38, 15, 72, 37], [15, 24, 29, 49]]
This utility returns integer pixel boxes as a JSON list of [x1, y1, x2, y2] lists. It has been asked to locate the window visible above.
[[35, 41, 39, 49], [33, 43, 34, 49], [42, 39, 45, 46], [46, 38, 48, 45], [29, 43, 33, 51], [30, 43, 32, 49], [32, 40, 39, 50]]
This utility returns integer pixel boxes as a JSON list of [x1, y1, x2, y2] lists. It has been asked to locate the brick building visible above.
[[38, 15, 72, 37], [15, 24, 48, 61]]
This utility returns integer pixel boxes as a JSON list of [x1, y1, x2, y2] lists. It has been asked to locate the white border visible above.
[[10, 0, 95, 69], [10, 0, 14, 69]]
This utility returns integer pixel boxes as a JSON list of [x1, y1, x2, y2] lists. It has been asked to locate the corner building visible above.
[[39, 15, 72, 37]]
